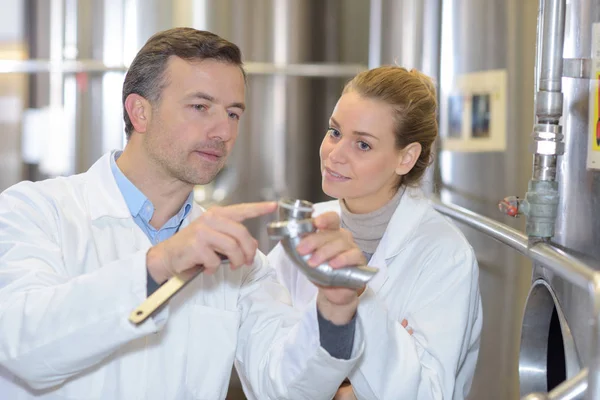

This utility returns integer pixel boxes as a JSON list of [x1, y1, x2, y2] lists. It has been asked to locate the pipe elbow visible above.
[[267, 199, 378, 289]]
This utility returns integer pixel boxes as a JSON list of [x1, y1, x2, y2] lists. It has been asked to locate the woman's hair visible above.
[[342, 66, 438, 188]]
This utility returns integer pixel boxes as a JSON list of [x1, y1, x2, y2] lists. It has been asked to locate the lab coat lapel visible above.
[[82, 152, 150, 258], [85, 152, 132, 221], [368, 187, 430, 293]]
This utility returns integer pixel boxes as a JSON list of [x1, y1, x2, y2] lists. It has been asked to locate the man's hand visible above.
[[146, 202, 277, 284], [296, 212, 366, 325]]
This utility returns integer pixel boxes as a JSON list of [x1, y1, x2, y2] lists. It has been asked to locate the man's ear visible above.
[[395, 142, 422, 176], [124, 93, 152, 134]]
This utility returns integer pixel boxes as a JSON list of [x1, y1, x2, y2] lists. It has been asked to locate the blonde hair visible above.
[[342, 66, 438, 187]]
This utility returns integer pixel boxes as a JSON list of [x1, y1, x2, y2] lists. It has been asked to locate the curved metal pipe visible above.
[[430, 197, 600, 399], [522, 368, 587, 400], [430, 197, 597, 289], [267, 199, 379, 289]]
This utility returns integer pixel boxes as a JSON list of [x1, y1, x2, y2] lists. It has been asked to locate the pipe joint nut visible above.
[[530, 140, 565, 156]]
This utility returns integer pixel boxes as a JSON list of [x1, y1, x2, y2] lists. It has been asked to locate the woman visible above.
[[268, 66, 482, 400]]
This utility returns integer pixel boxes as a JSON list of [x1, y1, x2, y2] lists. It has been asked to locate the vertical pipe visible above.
[[539, 0, 566, 94], [272, 0, 288, 198], [522, 0, 566, 238], [49, 0, 63, 111], [368, 0, 382, 69]]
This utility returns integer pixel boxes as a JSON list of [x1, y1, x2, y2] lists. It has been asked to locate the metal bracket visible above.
[[562, 58, 591, 79]]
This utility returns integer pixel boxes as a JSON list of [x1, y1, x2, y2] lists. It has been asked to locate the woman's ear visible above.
[[395, 142, 422, 176], [124, 94, 152, 134]]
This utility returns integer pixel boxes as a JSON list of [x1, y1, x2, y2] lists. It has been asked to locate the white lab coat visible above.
[[269, 188, 482, 400], [0, 153, 364, 400]]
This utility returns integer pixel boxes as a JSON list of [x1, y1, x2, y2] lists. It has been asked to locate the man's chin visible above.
[[188, 166, 223, 186]]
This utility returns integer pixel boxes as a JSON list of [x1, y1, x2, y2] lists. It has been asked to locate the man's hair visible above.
[[122, 27, 245, 139]]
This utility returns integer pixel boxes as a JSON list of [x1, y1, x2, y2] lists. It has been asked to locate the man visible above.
[[0, 28, 365, 399]]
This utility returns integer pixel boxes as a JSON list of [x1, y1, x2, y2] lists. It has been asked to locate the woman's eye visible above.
[[358, 141, 371, 151], [328, 128, 341, 138]]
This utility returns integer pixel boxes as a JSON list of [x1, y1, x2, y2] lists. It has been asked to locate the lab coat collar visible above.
[[86, 152, 137, 220], [313, 187, 430, 292], [379, 186, 430, 260], [359, 186, 430, 293]]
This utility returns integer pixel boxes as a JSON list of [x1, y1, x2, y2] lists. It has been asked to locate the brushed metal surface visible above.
[[438, 0, 537, 398]]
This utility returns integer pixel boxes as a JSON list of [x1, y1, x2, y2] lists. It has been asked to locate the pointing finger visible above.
[[211, 202, 278, 222]]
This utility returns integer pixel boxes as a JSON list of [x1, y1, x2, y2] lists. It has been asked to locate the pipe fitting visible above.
[[532, 154, 558, 182], [531, 124, 565, 156], [533, 124, 563, 141], [523, 180, 560, 238], [535, 91, 564, 122], [267, 198, 379, 289]]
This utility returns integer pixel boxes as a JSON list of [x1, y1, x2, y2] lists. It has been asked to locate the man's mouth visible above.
[[195, 150, 224, 162]]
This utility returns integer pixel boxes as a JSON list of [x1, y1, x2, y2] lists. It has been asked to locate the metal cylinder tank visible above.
[[181, 0, 322, 252], [0, 0, 26, 191], [440, 0, 600, 398], [519, 0, 600, 397], [438, 0, 538, 398]]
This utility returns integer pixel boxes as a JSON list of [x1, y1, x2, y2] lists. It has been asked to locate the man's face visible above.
[[143, 57, 246, 185]]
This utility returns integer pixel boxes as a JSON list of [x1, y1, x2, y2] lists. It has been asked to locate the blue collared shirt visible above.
[[110, 151, 193, 294]]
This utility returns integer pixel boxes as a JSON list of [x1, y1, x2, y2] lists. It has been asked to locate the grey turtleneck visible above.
[[340, 187, 405, 261]]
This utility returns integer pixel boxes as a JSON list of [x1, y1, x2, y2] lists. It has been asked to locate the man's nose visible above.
[[207, 110, 233, 141]]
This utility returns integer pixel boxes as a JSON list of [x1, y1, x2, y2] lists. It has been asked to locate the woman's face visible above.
[[320, 91, 408, 213]]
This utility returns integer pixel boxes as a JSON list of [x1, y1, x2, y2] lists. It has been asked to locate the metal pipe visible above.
[[550, 367, 588, 400], [50, 0, 64, 110], [432, 198, 600, 399], [430, 198, 597, 290], [539, 0, 566, 94], [368, 0, 383, 69], [522, 368, 588, 399], [533, 153, 558, 181], [513, 0, 566, 239], [535, 0, 565, 124], [267, 199, 379, 289], [0, 59, 367, 77]]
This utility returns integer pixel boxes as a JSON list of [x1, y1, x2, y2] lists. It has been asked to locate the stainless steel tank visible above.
[[182, 0, 326, 252], [15, 1, 600, 399], [438, 1, 538, 398], [519, 0, 600, 397], [0, 0, 26, 191], [439, 0, 600, 398]]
